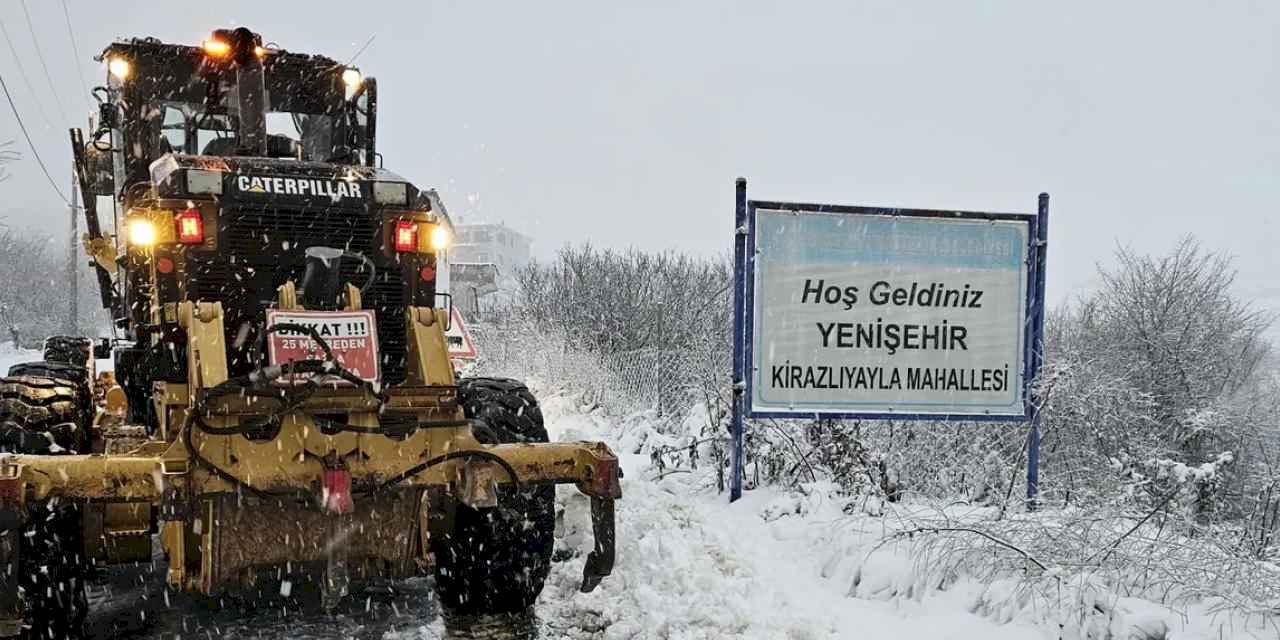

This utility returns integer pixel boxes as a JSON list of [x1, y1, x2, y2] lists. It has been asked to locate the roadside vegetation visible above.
[[476, 239, 1280, 638]]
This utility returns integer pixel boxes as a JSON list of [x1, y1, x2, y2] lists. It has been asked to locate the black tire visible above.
[[0, 409, 89, 638], [431, 377, 555, 615], [0, 367, 92, 637], [41, 337, 92, 367], [0, 367, 92, 454], [6, 362, 89, 390], [10, 500, 88, 639]]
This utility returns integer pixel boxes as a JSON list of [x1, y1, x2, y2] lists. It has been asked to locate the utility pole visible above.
[[66, 164, 78, 335]]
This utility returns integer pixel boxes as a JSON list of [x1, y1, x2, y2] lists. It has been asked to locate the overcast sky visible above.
[[1, 1, 1277, 321]]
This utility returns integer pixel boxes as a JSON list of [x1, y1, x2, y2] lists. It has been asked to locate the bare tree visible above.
[[0, 228, 101, 348], [0, 140, 19, 183]]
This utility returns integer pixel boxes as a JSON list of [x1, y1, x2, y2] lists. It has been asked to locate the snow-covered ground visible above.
[[0, 341, 113, 374], [0, 342, 41, 373], [523, 388, 1271, 640], [387, 389, 1048, 640]]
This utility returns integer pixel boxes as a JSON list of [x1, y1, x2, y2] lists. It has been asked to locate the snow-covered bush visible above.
[[0, 140, 19, 184], [0, 228, 104, 346], [481, 245, 810, 491], [1037, 239, 1278, 530]]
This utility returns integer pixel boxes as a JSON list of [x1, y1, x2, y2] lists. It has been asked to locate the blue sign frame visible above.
[[729, 179, 1049, 502]]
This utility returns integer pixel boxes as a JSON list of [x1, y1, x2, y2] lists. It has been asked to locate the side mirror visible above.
[[83, 143, 115, 196], [346, 78, 376, 167], [364, 78, 376, 167], [97, 103, 118, 131]]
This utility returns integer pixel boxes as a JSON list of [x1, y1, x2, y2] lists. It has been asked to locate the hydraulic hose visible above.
[[373, 449, 521, 493]]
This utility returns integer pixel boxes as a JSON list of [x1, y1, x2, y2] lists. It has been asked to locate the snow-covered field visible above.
[[525, 387, 1272, 640], [0, 342, 40, 372], [380, 388, 1053, 640], [0, 341, 112, 374], [527, 391, 1046, 640]]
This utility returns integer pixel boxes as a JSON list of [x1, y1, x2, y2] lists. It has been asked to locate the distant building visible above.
[[450, 222, 532, 273], [448, 222, 531, 321]]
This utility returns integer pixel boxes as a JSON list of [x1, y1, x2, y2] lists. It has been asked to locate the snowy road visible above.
[[84, 569, 443, 639]]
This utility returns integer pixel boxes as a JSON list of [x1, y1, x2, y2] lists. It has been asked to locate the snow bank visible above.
[[0, 342, 113, 374], [531, 389, 1045, 640], [386, 379, 1275, 639], [0, 342, 41, 373], [533, 386, 1278, 640]]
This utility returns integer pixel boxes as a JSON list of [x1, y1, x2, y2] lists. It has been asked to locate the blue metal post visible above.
[[730, 178, 748, 502], [1026, 192, 1049, 510]]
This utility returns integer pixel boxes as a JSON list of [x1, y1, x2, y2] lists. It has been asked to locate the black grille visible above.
[[222, 207, 379, 256], [186, 205, 410, 385]]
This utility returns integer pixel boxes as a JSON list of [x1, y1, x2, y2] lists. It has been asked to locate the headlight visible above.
[[107, 57, 130, 81], [202, 39, 231, 57], [430, 226, 450, 251], [127, 219, 157, 246], [342, 68, 362, 88]]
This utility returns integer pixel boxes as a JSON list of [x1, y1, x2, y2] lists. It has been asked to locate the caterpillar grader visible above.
[[0, 28, 619, 637]]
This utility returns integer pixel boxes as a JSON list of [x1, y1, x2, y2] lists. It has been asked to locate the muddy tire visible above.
[[0, 364, 93, 454], [0, 361, 92, 636], [432, 377, 555, 615], [41, 337, 92, 367]]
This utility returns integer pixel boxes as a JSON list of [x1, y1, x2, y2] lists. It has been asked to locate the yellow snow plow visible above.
[[0, 27, 618, 637]]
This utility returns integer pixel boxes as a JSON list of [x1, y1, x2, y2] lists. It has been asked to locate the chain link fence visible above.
[[469, 322, 723, 418]]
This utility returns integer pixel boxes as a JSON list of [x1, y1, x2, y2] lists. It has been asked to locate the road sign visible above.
[[266, 309, 381, 382], [729, 179, 1048, 502], [748, 209, 1031, 419], [445, 307, 478, 360]]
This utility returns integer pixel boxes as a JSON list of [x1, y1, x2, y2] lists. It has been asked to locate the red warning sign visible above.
[[446, 307, 477, 360], [266, 309, 381, 382]]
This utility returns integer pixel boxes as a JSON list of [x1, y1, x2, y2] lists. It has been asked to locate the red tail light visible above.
[[175, 209, 204, 244], [393, 220, 418, 253], [321, 467, 354, 515]]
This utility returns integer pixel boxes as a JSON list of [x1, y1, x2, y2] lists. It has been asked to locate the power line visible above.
[[59, 0, 91, 112], [346, 34, 376, 65], [0, 68, 69, 204], [19, 0, 70, 125], [0, 18, 54, 129]]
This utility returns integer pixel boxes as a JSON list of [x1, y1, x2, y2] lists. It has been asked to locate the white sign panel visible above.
[[446, 307, 478, 360], [266, 309, 381, 383], [749, 209, 1030, 418]]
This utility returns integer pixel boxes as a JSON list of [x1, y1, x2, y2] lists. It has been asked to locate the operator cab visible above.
[[95, 27, 374, 186], [74, 29, 451, 424]]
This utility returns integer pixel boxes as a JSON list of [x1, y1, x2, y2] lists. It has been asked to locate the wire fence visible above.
[[469, 323, 723, 418]]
